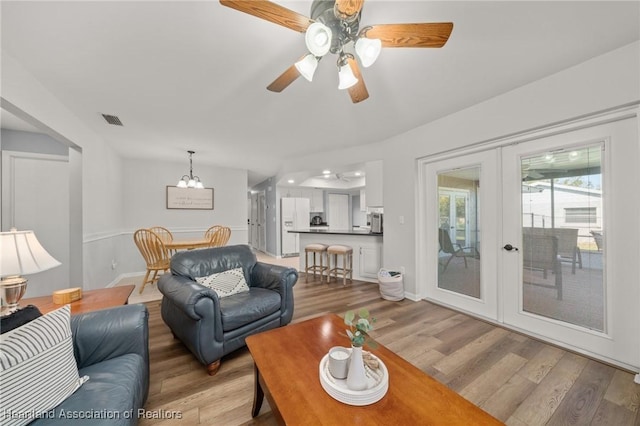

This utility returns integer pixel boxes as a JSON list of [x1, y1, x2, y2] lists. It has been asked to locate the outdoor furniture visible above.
[[438, 228, 479, 273], [133, 228, 171, 294], [523, 227, 582, 274], [522, 233, 563, 300], [591, 230, 603, 251]]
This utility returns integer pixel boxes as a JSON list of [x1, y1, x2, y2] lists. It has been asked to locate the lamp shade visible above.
[[295, 54, 319, 82], [0, 229, 61, 277], [305, 22, 332, 57], [338, 64, 358, 90], [355, 37, 382, 68]]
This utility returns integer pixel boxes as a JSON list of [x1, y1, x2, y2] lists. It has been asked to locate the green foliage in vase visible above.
[[344, 308, 376, 348]]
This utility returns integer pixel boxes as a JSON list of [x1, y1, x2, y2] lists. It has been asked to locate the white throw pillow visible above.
[[196, 267, 250, 298], [0, 304, 89, 426]]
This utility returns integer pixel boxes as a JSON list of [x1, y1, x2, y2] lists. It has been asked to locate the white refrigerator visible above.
[[281, 197, 310, 256]]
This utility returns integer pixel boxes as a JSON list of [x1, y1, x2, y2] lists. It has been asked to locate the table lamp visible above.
[[0, 228, 61, 316]]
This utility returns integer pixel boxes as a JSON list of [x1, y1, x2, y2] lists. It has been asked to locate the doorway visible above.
[[257, 191, 266, 253], [1, 151, 69, 297], [419, 113, 640, 370]]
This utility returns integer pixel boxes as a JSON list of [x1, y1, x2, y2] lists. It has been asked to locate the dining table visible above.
[[164, 238, 210, 251]]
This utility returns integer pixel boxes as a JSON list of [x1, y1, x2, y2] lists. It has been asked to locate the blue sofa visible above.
[[158, 244, 298, 375], [33, 304, 150, 425]]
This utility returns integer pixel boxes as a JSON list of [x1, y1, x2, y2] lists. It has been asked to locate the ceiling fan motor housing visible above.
[[310, 0, 360, 54]]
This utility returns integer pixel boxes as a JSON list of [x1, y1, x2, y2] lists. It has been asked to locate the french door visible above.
[[421, 113, 640, 370], [422, 149, 499, 320], [501, 117, 639, 368]]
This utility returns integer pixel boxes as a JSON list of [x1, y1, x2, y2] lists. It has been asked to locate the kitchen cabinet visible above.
[[365, 160, 383, 207], [359, 245, 382, 279], [360, 189, 366, 212], [287, 188, 323, 212], [283, 188, 304, 198], [310, 189, 324, 212]]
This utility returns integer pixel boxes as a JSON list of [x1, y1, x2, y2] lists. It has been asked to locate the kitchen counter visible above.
[[292, 230, 383, 283], [289, 228, 382, 236]]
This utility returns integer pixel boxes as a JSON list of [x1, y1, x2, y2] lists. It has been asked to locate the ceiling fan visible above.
[[219, 0, 453, 103], [521, 166, 569, 180]]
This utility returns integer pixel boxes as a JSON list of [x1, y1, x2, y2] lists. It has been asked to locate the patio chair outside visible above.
[[522, 233, 563, 300], [523, 227, 582, 274], [590, 230, 603, 251], [438, 228, 479, 273]]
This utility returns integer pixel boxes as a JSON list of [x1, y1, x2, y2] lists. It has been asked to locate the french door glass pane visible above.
[[521, 145, 604, 331], [437, 167, 481, 298]]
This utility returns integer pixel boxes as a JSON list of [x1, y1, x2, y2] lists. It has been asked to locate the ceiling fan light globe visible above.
[[305, 22, 332, 57], [338, 64, 358, 90], [355, 37, 382, 68], [295, 54, 319, 82]]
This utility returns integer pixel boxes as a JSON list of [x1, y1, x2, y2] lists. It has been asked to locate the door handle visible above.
[[503, 244, 519, 252]]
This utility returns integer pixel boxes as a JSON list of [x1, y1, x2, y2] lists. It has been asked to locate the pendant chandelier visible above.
[[177, 150, 204, 189]]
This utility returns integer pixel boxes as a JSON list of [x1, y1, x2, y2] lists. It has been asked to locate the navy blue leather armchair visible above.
[[158, 244, 298, 375]]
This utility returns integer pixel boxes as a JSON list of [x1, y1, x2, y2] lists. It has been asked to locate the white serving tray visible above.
[[319, 349, 389, 406]]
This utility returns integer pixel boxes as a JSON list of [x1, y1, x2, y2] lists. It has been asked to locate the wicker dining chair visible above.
[[204, 225, 232, 248], [134, 228, 171, 294]]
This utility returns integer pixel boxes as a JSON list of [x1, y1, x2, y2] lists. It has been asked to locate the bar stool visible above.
[[327, 245, 353, 285], [304, 243, 329, 283]]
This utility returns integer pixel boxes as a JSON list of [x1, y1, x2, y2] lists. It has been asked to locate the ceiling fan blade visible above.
[[267, 62, 301, 92], [335, 0, 365, 19], [220, 0, 313, 33], [347, 57, 369, 103], [364, 23, 454, 48]]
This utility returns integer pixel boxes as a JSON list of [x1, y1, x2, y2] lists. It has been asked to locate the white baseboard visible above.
[[106, 272, 144, 288], [403, 292, 421, 302]]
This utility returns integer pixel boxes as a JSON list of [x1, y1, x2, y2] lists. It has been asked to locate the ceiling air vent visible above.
[[101, 114, 123, 126]]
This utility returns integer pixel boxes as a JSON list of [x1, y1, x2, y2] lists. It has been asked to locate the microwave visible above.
[[371, 213, 383, 234]]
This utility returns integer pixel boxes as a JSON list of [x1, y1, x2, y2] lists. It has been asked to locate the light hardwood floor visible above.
[[140, 275, 640, 426]]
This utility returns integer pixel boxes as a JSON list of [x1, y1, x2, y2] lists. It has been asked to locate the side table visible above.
[[20, 285, 135, 315]]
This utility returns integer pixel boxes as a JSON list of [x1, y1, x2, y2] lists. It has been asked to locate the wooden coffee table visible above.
[[21, 285, 135, 315], [245, 313, 502, 425]]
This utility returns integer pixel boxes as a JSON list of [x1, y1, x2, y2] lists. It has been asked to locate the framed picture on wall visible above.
[[166, 186, 214, 210]]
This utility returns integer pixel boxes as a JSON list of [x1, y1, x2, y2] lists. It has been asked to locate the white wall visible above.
[[281, 41, 640, 296], [3, 40, 638, 291], [1, 53, 251, 288], [119, 158, 249, 275], [1, 53, 124, 290], [382, 41, 640, 298]]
